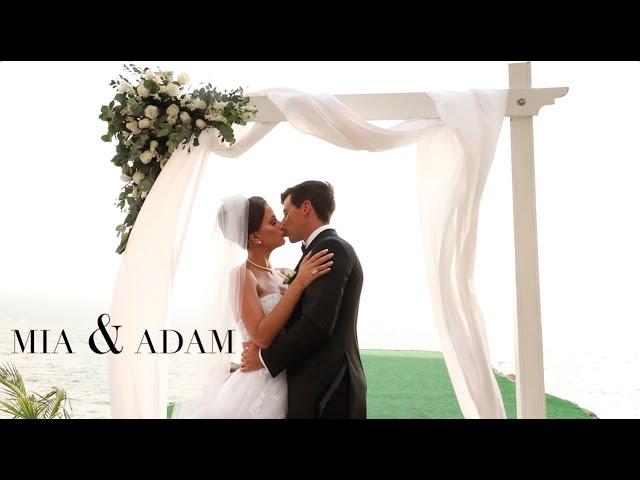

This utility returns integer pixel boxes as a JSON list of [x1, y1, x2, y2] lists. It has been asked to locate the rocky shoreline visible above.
[[491, 367, 599, 419]]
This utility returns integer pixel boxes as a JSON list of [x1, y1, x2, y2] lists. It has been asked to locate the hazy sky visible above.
[[0, 61, 638, 362]]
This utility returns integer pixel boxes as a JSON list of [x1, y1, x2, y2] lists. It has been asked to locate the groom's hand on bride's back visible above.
[[240, 341, 263, 372]]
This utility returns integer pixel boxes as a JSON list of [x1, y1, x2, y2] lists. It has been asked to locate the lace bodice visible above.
[[259, 293, 283, 315], [238, 292, 283, 340], [197, 293, 287, 419]]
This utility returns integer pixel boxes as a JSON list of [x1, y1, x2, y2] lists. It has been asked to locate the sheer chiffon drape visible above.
[[108, 88, 507, 419]]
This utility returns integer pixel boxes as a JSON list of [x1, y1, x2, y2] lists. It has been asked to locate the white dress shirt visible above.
[[302, 224, 334, 250], [257, 224, 333, 370]]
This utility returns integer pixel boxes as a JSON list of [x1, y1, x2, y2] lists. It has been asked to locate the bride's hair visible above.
[[216, 195, 266, 247], [247, 196, 267, 240]]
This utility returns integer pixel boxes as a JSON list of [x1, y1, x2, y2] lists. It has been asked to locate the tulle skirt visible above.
[[196, 367, 287, 419]]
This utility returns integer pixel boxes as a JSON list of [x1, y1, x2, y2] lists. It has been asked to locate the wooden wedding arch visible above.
[[246, 62, 568, 419]]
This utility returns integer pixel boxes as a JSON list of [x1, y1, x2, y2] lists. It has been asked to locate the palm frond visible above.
[[0, 399, 26, 419], [0, 363, 72, 419], [7, 395, 40, 419], [0, 363, 27, 399], [35, 387, 72, 419]]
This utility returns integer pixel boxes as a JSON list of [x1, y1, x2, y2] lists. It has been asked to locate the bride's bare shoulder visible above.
[[231, 264, 257, 282]]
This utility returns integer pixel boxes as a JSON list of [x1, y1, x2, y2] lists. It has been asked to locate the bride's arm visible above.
[[241, 250, 334, 349]]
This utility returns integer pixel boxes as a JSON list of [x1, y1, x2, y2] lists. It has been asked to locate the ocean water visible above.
[[0, 317, 111, 418], [1, 314, 638, 419], [0, 316, 217, 419], [493, 349, 640, 419]]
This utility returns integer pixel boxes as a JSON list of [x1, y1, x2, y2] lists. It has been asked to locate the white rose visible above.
[[193, 99, 206, 110], [132, 171, 146, 184], [179, 111, 191, 124], [213, 101, 228, 110], [177, 72, 190, 85], [126, 121, 141, 134], [159, 85, 167, 94], [195, 119, 206, 129], [165, 83, 181, 97], [120, 174, 132, 182], [166, 104, 179, 116], [167, 115, 177, 125], [138, 118, 152, 129], [145, 69, 159, 82], [144, 105, 159, 120], [139, 150, 155, 164], [118, 82, 132, 94], [137, 84, 150, 98], [153, 94, 161, 101], [150, 140, 158, 151]]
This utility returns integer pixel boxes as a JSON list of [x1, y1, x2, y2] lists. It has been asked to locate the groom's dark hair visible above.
[[281, 181, 335, 223]]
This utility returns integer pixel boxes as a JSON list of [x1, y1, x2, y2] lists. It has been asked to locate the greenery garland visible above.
[[99, 64, 258, 254]]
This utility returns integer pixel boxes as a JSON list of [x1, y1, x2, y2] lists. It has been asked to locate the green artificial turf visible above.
[[361, 349, 593, 419], [167, 349, 594, 419]]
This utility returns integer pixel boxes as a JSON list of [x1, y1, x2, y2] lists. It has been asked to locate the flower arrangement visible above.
[[99, 64, 258, 254], [282, 269, 297, 285]]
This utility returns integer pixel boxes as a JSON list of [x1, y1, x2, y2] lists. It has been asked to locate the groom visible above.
[[241, 180, 367, 418]]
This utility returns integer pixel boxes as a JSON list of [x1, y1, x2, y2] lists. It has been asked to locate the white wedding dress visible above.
[[195, 293, 288, 419]]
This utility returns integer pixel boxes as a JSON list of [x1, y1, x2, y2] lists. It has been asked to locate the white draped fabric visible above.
[[107, 88, 508, 419]]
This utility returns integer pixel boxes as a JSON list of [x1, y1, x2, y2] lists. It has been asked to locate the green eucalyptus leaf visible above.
[[139, 177, 154, 192]]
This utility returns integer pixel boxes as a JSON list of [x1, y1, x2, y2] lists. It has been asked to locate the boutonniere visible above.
[[282, 269, 296, 285]]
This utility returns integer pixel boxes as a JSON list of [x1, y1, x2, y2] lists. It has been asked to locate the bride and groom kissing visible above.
[[198, 180, 367, 419]]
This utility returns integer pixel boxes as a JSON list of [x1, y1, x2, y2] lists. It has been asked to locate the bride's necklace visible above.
[[246, 258, 275, 273]]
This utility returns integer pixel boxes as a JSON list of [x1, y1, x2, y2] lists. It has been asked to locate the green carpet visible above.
[[361, 349, 594, 419], [167, 349, 595, 419]]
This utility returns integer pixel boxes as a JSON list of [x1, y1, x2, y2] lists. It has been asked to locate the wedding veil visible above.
[[168, 184, 249, 418]]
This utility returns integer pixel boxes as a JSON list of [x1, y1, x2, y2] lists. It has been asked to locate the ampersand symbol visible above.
[[89, 313, 123, 354]]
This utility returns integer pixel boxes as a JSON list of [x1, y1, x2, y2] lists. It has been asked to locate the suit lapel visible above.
[[304, 228, 336, 254], [291, 228, 337, 278], [283, 229, 337, 329]]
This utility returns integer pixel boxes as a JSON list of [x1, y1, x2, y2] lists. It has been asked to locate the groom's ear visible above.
[[301, 199, 313, 216]]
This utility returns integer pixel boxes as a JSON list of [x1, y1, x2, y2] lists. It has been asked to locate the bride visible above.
[[177, 195, 334, 419]]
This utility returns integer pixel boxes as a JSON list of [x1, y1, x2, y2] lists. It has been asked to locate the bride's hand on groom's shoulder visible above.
[[293, 249, 334, 289]]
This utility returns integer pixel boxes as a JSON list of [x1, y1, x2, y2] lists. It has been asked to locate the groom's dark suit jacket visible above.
[[260, 228, 366, 418]]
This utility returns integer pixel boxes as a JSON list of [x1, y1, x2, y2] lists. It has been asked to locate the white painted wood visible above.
[[509, 62, 547, 419], [245, 87, 568, 122]]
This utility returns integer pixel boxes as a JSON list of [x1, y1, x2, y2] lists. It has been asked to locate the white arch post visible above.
[[247, 61, 568, 419]]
